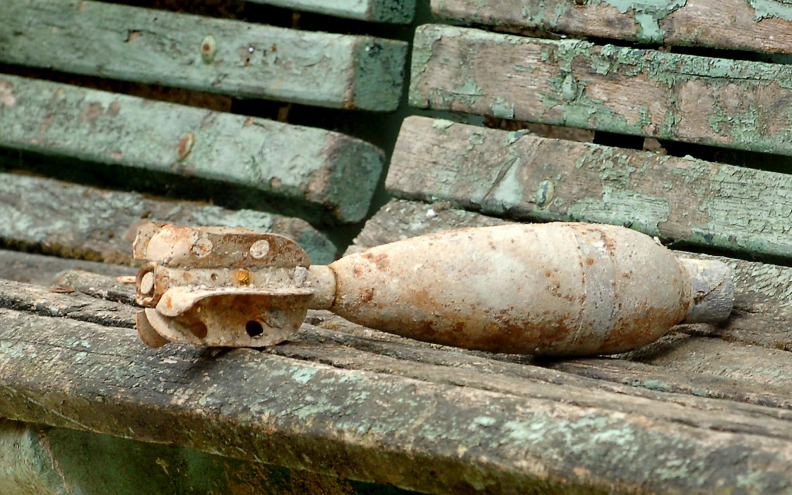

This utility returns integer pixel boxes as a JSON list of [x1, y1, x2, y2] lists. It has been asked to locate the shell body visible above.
[[330, 223, 691, 356]]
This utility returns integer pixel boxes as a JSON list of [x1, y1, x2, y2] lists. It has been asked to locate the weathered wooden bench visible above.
[[4, 0, 792, 493], [0, 0, 409, 224]]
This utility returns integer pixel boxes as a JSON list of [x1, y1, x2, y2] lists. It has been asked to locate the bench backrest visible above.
[[390, 2, 792, 263], [0, 0, 410, 230]]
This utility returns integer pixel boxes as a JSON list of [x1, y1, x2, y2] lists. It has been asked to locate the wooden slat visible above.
[[248, 0, 415, 23], [353, 199, 792, 351], [432, 0, 792, 55], [0, 74, 383, 223], [0, 249, 134, 286], [0, 0, 407, 111], [410, 24, 792, 156], [388, 116, 792, 260], [0, 173, 336, 264], [0, 420, 396, 495], [2, 281, 792, 493]]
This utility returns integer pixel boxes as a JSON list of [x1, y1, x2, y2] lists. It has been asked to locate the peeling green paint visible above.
[[453, 80, 485, 107], [599, 0, 687, 43], [504, 129, 531, 145], [0, 172, 337, 265], [0, 74, 384, 223], [432, 119, 456, 130], [411, 24, 792, 156], [491, 97, 516, 118], [748, 0, 792, 20], [434, 0, 792, 55], [390, 116, 792, 260], [0, 0, 407, 111]]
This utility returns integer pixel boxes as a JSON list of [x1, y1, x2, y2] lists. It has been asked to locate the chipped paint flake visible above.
[[0, 80, 17, 107], [748, 0, 792, 20]]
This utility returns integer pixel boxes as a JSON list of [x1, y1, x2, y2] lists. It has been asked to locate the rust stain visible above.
[[126, 30, 142, 43], [362, 252, 390, 271], [80, 103, 105, 123], [235, 269, 251, 286], [201, 34, 217, 64], [0, 80, 17, 107], [189, 321, 208, 339], [107, 101, 121, 117], [359, 287, 375, 303], [177, 133, 195, 161]]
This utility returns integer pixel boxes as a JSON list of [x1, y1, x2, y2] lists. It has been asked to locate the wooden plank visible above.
[[5, 269, 792, 419], [432, 0, 792, 55], [247, 0, 415, 23], [0, 0, 407, 111], [0, 249, 134, 286], [12, 264, 792, 414], [0, 279, 137, 329], [0, 173, 336, 265], [14, 263, 789, 413], [0, 75, 383, 223], [410, 24, 792, 156], [388, 116, 792, 260], [353, 199, 792, 351], [3, 300, 792, 493], [0, 420, 400, 495], [53, 270, 138, 306]]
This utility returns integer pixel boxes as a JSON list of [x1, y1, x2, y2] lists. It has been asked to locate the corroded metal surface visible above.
[[134, 222, 319, 348], [330, 223, 733, 356], [134, 222, 733, 355]]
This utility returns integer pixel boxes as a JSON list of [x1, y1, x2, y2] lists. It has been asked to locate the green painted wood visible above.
[[410, 24, 792, 156], [0, 74, 382, 222], [247, 0, 416, 23], [0, 0, 407, 111], [432, 0, 792, 54], [5, 268, 792, 415], [3, 300, 792, 493], [388, 116, 792, 260], [0, 250, 134, 287], [0, 420, 413, 495], [0, 173, 336, 265]]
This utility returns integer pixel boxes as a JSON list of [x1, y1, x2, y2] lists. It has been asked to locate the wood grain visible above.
[[411, 24, 792, 156], [0, 249, 134, 286], [2, 285, 792, 493], [388, 116, 792, 260], [0, 419, 392, 495], [0, 0, 407, 111], [0, 173, 336, 264], [0, 74, 383, 222], [432, 0, 792, 54]]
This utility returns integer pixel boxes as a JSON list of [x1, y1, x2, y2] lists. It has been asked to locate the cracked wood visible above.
[[0, 172, 336, 265], [0, 74, 383, 223], [388, 116, 792, 260], [0, 0, 407, 111], [432, 0, 792, 54], [411, 24, 792, 156], [1, 289, 792, 493]]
